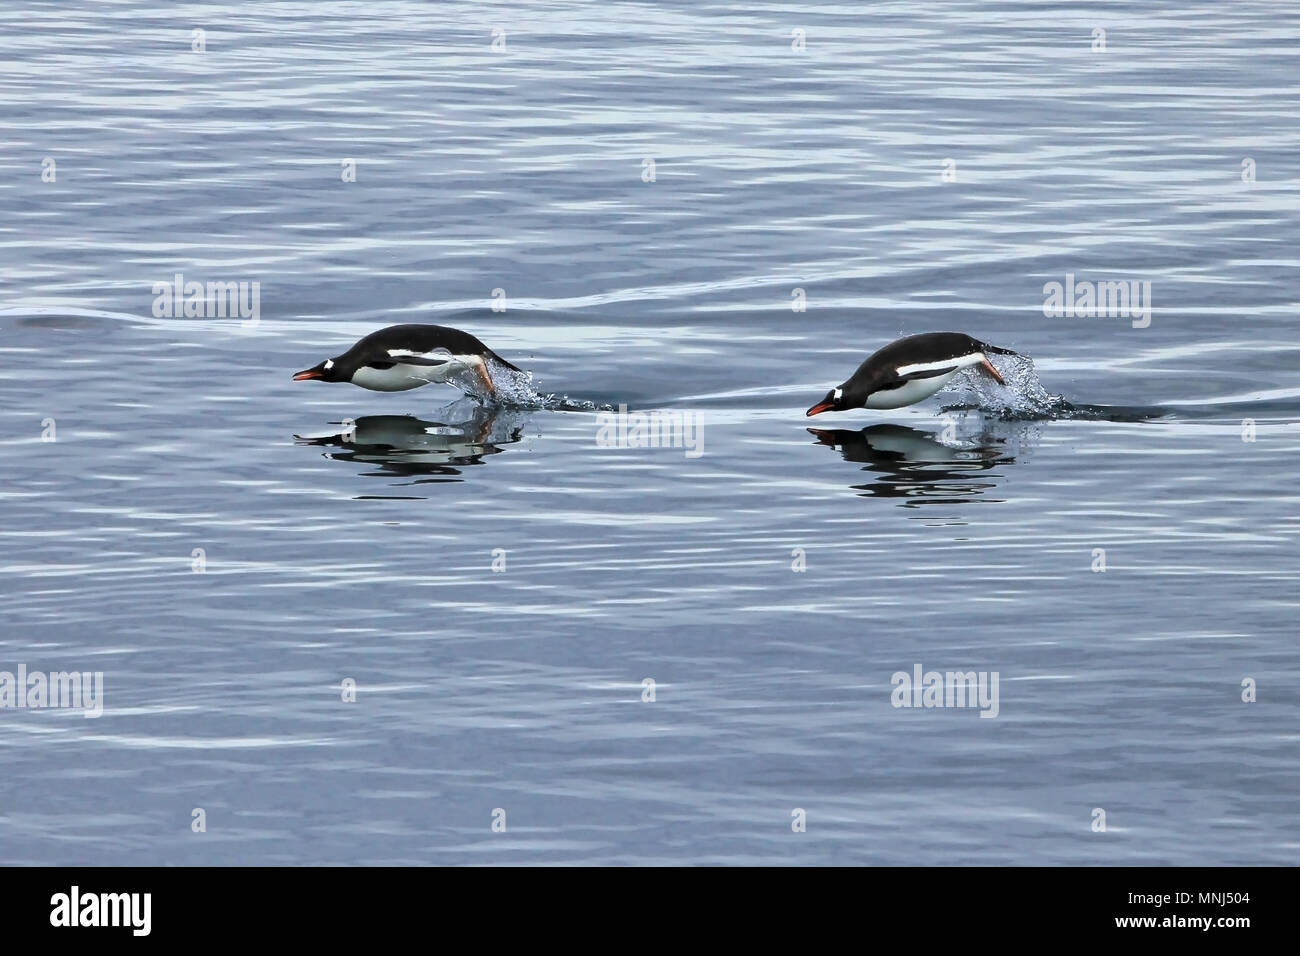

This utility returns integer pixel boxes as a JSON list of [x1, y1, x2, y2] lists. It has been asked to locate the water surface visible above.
[[1, 1, 1298, 865]]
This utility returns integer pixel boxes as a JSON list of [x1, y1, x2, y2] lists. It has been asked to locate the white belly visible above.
[[864, 370, 959, 409], [350, 361, 464, 392]]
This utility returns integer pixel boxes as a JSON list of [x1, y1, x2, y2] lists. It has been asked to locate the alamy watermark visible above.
[[50, 886, 150, 936], [1043, 273, 1151, 328], [152, 272, 260, 327], [0, 664, 103, 717], [890, 663, 999, 718], [596, 404, 704, 459]]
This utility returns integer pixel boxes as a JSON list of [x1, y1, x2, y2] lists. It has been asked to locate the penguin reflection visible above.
[[295, 401, 523, 484], [808, 422, 1028, 505]]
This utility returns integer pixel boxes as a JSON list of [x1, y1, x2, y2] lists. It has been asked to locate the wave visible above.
[[939, 352, 1168, 423]]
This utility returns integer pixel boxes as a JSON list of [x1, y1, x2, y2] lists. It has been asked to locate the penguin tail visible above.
[[485, 348, 524, 373], [980, 341, 1020, 357]]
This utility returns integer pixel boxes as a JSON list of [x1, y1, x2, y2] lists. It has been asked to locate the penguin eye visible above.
[[832, 387, 843, 403]]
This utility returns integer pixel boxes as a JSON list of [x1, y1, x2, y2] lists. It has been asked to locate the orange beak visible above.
[[293, 369, 322, 381], [806, 400, 836, 417]]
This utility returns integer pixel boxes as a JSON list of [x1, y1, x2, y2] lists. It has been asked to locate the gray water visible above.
[[1, 1, 1298, 865]]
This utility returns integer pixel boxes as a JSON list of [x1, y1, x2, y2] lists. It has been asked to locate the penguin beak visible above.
[[807, 386, 842, 417], [293, 363, 325, 381]]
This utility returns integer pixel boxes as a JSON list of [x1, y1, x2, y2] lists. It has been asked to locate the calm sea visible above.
[[1, 1, 1297, 864]]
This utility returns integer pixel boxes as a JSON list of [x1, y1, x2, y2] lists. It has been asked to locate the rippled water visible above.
[[1, 2, 1298, 865]]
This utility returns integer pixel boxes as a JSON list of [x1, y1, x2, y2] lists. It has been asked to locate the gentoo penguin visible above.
[[293, 324, 522, 398], [806, 332, 1017, 415]]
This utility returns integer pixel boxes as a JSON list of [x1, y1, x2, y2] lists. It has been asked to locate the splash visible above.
[[443, 359, 610, 412], [934, 407, 1044, 461], [939, 351, 1067, 418]]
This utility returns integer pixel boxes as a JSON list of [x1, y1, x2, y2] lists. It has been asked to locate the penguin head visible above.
[[805, 386, 846, 417], [293, 357, 344, 383]]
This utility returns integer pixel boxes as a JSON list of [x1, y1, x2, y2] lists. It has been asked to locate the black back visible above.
[[843, 332, 1004, 401], [330, 324, 521, 379]]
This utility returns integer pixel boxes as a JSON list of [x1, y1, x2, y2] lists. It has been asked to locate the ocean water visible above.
[[1, 1, 1298, 865]]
